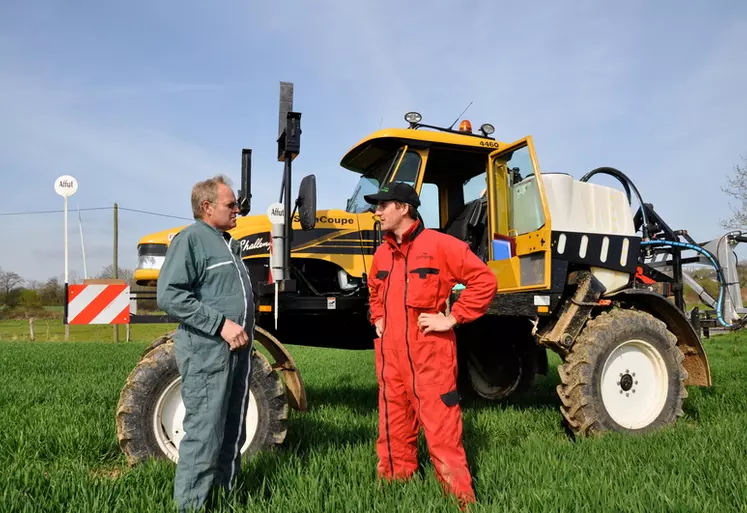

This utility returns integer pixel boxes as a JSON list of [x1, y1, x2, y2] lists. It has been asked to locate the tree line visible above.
[[0, 265, 153, 320]]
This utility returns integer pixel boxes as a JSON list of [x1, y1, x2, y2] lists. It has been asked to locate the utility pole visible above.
[[113, 202, 119, 343]]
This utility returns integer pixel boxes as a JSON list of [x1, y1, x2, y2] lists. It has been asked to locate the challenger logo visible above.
[[240, 234, 271, 255]]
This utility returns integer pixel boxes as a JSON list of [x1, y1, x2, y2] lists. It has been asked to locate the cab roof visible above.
[[340, 127, 508, 174]]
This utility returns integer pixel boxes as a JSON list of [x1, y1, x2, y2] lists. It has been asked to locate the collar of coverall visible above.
[[197, 218, 232, 243], [383, 218, 424, 250]]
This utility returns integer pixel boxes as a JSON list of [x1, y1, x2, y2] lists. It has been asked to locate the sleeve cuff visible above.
[[214, 315, 226, 336], [450, 309, 464, 326]]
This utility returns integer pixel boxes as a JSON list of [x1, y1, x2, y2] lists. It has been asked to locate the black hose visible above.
[[580, 168, 633, 204]]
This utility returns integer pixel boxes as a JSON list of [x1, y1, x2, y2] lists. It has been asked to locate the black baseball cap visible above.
[[363, 182, 421, 208]]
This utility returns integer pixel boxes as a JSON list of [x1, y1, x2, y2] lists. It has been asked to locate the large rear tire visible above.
[[557, 308, 688, 436], [457, 318, 541, 401], [116, 339, 288, 465]]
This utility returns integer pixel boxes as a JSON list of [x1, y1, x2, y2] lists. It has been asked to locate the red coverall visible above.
[[367, 220, 497, 504]]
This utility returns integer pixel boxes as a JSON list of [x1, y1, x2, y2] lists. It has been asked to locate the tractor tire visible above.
[[557, 308, 688, 436], [116, 339, 289, 466], [463, 343, 538, 401]]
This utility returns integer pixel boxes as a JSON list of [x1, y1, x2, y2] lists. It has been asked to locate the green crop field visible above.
[[1, 327, 746, 512]]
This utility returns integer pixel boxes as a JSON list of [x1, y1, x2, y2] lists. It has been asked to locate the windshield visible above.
[[345, 150, 401, 213], [346, 174, 384, 214], [346, 148, 424, 213]]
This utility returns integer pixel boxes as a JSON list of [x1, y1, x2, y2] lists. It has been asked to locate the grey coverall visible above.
[[157, 219, 255, 512]]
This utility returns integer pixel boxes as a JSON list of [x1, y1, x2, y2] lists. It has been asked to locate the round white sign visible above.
[[54, 175, 78, 198], [266, 202, 285, 224]]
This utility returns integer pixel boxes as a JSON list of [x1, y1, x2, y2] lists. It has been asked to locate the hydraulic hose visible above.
[[580, 168, 744, 329], [640, 239, 739, 328]]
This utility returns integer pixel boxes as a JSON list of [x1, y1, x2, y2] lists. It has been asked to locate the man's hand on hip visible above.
[[220, 319, 249, 351], [417, 312, 457, 334]]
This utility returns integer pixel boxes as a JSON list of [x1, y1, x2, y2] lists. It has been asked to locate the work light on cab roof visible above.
[[404, 111, 422, 126], [403, 111, 496, 139], [479, 123, 495, 136]]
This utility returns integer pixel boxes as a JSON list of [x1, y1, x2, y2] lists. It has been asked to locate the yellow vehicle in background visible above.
[[117, 84, 719, 467]]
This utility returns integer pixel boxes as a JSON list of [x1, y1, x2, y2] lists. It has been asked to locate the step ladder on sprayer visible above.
[[645, 230, 747, 337]]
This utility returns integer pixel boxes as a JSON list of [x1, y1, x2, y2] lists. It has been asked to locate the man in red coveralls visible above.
[[364, 182, 497, 507]]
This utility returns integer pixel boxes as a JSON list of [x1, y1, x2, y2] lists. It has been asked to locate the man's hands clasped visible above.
[[220, 318, 249, 351]]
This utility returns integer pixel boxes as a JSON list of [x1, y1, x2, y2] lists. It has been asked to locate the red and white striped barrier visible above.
[[66, 282, 131, 325]]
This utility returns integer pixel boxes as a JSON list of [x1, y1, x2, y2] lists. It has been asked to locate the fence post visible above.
[[29, 318, 35, 341]]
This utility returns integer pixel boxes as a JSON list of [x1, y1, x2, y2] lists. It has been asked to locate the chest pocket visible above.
[[406, 267, 440, 309], [203, 255, 240, 297]]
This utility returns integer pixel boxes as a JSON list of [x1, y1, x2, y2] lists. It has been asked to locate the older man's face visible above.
[[204, 183, 239, 231]]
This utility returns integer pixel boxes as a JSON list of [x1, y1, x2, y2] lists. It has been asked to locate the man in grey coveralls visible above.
[[157, 175, 255, 512]]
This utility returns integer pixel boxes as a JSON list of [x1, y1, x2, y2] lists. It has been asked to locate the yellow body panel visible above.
[[342, 128, 507, 165], [134, 209, 378, 285]]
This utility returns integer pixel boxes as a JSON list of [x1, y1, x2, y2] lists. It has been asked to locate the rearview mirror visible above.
[[297, 174, 317, 231]]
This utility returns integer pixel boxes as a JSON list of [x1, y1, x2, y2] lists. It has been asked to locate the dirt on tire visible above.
[[115, 339, 289, 466], [556, 308, 688, 436]]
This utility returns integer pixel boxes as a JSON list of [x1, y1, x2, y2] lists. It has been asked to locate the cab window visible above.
[[418, 182, 440, 229], [463, 171, 487, 204], [392, 150, 421, 185], [503, 146, 545, 235]]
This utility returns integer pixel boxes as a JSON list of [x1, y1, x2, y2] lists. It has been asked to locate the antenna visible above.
[[447, 101, 473, 130]]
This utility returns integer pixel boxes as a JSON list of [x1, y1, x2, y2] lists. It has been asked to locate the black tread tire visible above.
[[461, 345, 538, 401], [139, 330, 176, 359], [557, 308, 688, 436], [456, 318, 540, 402], [116, 339, 289, 466]]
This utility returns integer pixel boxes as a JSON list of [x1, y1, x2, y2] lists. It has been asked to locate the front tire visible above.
[[557, 308, 688, 436], [116, 339, 289, 465]]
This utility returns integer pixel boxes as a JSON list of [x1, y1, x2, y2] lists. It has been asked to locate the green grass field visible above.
[[1, 328, 746, 512], [0, 319, 176, 343]]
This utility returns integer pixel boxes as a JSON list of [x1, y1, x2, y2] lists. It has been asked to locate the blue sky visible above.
[[1, 0, 746, 282]]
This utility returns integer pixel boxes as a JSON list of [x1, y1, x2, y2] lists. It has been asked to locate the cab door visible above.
[[486, 136, 552, 292]]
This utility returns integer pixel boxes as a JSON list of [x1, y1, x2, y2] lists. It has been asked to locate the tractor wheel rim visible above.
[[153, 376, 183, 462], [153, 377, 260, 463], [601, 339, 669, 429]]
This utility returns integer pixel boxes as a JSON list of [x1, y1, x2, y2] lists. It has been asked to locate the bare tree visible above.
[[96, 265, 134, 285], [722, 156, 747, 229], [0, 268, 25, 305]]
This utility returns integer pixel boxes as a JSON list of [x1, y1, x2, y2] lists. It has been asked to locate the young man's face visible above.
[[374, 200, 409, 232], [204, 183, 239, 231]]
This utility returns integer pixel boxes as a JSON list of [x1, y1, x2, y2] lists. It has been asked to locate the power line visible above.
[[118, 207, 192, 221], [0, 206, 192, 221], [0, 207, 112, 216]]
